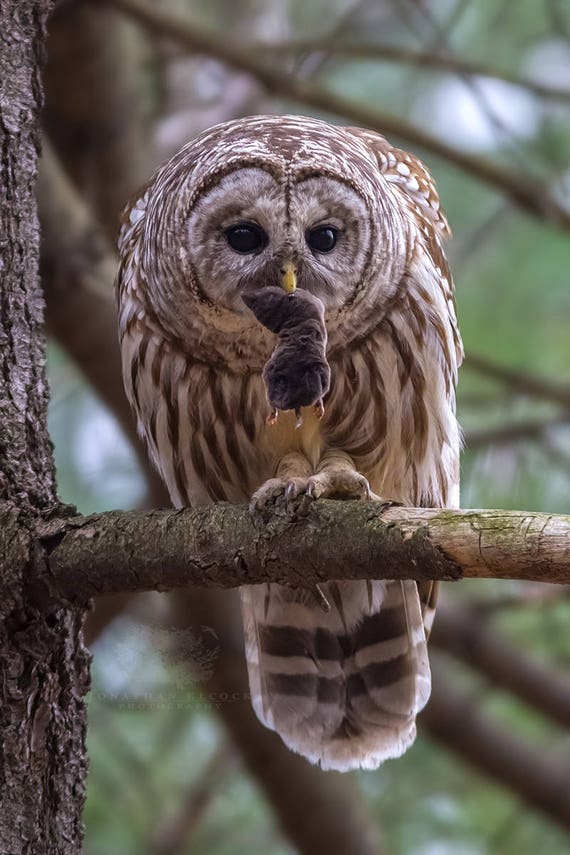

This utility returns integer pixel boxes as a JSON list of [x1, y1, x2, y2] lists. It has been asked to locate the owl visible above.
[[117, 115, 462, 772]]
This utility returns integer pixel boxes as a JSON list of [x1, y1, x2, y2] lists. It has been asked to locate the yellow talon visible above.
[[281, 262, 297, 293]]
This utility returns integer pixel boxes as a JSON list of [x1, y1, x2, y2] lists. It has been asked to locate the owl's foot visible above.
[[314, 400, 325, 420], [249, 476, 310, 515], [250, 470, 385, 516], [267, 408, 279, 426]]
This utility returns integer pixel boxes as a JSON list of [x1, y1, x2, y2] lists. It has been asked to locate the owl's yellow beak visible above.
[[280, 262, 297, 293]]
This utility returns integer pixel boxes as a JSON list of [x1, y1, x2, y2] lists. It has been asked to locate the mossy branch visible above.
[[3, 500, 566, 608]]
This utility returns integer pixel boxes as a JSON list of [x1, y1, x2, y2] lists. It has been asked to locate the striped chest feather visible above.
[[124, 317, 458, 510]]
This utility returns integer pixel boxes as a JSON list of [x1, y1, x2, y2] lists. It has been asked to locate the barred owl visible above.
[[117, 115, 462, 771]]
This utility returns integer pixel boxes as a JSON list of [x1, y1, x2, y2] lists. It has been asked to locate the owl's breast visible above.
[[257, 404, 326, 470]]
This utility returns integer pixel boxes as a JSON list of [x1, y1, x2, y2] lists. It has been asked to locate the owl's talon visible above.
[[267, 408, 279, 426], [314, 400, 325, 420], [250, 476, 310, 515], [285, 481, 301, 503], [295, 409, 303, 429], [306, 469, 372, 501]]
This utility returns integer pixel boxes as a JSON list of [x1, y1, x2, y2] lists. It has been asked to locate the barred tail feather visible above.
[[241, 579, 431, 771]]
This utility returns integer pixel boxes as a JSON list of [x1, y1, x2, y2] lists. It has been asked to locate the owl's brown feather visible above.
[[117, 115, 461, 771]]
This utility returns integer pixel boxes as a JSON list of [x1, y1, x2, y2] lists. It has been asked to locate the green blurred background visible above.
[[44, 1, 570, 852]]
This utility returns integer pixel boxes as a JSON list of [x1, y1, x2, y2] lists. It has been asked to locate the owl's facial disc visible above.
[[186, 167, 373, 314]]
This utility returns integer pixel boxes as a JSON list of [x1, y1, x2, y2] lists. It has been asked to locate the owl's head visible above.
[[122, 116, 444, 349], [183, 117, 408, 318]]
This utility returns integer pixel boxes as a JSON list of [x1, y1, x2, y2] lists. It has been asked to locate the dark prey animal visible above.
[[242, 286, 331, 428]]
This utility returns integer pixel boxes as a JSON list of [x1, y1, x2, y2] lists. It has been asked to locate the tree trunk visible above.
[[0, 2, 89, 851]]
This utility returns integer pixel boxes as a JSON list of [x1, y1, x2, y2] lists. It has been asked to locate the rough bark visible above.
[[2, 503, 567, 608], [0, 2, 89, 851]]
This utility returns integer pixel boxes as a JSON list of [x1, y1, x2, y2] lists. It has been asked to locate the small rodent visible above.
[[242, 286, 331, 428]]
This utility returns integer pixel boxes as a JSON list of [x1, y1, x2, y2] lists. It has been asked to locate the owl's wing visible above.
[[344, 126, 463, 369]]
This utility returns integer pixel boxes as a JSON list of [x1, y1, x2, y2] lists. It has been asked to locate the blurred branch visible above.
[[415, 0, 472, 57], [16, 503, 570, 606], [37, 138, 170, 508], [464, 413, 570, 448], [423, 655, 570, 831], [432, 601, 570, 728], [45, 0, 151, 242], [408, 0, 538, 174], [254, 39, 570, 103], [288, 0, 374, 79], [151, 744, 231, 855], [466, 583, 570, 614], [464, 352, 570, 409], [108, 0, 570, 233]]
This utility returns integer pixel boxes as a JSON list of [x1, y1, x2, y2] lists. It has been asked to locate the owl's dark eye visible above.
[[306, 225, 339, 253], [224, 222, 267, 254]]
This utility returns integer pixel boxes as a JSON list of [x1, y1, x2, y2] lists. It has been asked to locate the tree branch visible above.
[[38, 138, 170, 509], [432, 601, 570, 729], [464, 352, 570, 409], [422, 655, 570, 830], [107, 0, 570, 233], [252, 39, 570, 103], [464, 413, 570, 449], [44, 0, 151, 242], [7, 502, 566, 607]]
